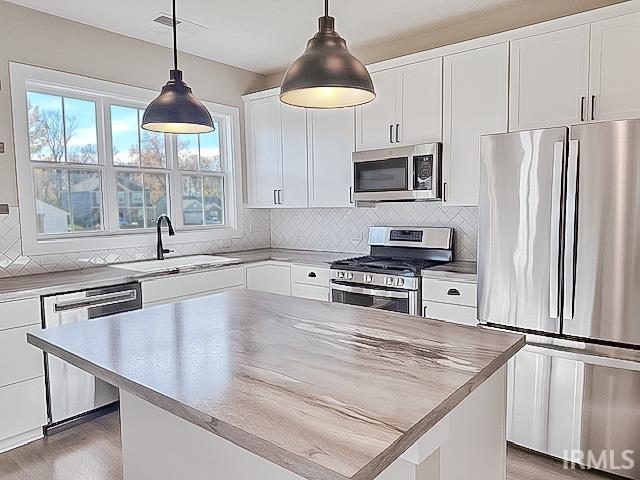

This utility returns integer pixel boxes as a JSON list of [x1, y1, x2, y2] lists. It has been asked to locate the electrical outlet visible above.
[[0, 142, 5, 154], [0, 204, 9, 215]]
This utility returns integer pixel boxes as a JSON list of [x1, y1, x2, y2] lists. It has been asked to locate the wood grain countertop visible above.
[[28, 289, 524, 480]]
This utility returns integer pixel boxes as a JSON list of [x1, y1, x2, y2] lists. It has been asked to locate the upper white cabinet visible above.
[[356, 58, 442, 151], [442, 43, 509, 206], [589, 11, 640, 122], [509, 26, 590, 131], [307, 108, 355, 208], [245, 94, 308, 208]]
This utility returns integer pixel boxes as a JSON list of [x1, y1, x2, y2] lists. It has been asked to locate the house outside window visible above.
[[10, 63, 243, 256]]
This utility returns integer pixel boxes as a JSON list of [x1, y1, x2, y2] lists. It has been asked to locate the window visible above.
[[11, 64, 243, 255]]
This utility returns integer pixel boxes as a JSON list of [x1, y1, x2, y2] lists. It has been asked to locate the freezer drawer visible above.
[[508, 344, 640, 479]]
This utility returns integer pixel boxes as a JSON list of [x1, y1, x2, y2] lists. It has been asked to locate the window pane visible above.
[[116, 172, 144, 229], [28, 92, 65, 162], [111, 105, 139, 166], [176, 134, 199, 170], [143, 173, 168, 228], [200, 124, 221, 172], [33, 168, 70, 233], [203, 176, 223, 225], [139, 109, 166, 168], [69, 170, 102, 231], [182, 175, 203, 225], [64, 98, 98, 164]]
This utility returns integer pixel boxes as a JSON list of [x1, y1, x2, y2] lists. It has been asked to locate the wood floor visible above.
[[0, 412, 619, 480]]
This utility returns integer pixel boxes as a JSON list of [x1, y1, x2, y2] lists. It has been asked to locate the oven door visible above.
[[330, 283, 419, 315]]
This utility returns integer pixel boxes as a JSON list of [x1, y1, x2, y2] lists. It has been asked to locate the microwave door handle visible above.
[[563, 140, 579, 321], [549, 142, 564, 319]]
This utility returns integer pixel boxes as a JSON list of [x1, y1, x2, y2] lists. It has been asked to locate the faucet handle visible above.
[[162, 248, 174, 254]]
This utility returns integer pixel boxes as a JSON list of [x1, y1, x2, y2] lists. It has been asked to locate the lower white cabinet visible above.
[[246, 263, 292, 296], [0, 377, 47, 452], [422, 278, 478, 326], [0, 297, 47, 452], [290, 265, 330, 301], [142, 266, 246, 306]]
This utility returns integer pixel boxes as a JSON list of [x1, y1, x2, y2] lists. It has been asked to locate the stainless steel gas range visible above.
[[330, 226, 454, 315]]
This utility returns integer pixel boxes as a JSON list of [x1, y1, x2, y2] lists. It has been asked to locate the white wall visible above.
[[0, 0, 266, 206]]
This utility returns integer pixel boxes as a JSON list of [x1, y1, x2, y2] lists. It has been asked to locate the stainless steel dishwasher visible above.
[[41, 282, 142, 433]]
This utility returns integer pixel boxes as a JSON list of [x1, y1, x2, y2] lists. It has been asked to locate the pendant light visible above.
[[280, 0, 375, 109], [142, 0, 214, 134]]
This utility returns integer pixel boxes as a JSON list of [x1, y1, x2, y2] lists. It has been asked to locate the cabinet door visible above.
[[443, 43, 509, 206], [280, 104, 308, 207], [246, 264, 291, 296], [509, 26, 590, 131], [245, 96, 281, 207], [589, 12, 640, 122], [355, 69, 397, 151], [308, 108, 355, 207], [397, 58, 443, 146]]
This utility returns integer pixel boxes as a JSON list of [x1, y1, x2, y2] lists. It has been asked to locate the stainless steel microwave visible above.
[[352, 143, 441, 202]]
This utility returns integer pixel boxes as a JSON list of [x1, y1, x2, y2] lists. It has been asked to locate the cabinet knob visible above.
[[308, 272, 317, 278], [447, 288, 461, 296]]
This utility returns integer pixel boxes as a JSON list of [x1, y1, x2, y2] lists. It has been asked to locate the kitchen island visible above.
[[27, 289, 524, 480]]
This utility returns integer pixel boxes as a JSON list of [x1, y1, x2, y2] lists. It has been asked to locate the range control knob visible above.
[[364, 274, 373, 283], [337, 271, 345, 279], [347, 272, 354, 280], [395, 278, 405, 287], [385, 276, 394, 285]]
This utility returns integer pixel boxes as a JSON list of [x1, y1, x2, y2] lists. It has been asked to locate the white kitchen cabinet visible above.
[[509, 25, 590, 131], [244, 94, 308, 208], [356, 58, 442, 151], [589, 11, 640, 122], [422, 278, 477, 326], [245, 95, 282, 207], [443, 43, 509, 206], [291, 265, 330, 302], [307, 108, 355, 208], [0, 377, 47, 453], [246, 263, 292, 296], [142, 266, 246, 306], [0, 324, 44, 387], [0, 297, 41, 330]]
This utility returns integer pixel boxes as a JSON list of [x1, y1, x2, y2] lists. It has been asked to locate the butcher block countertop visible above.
[[28, 289, 524, 480]]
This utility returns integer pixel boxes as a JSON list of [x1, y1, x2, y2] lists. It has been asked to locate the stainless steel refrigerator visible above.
[[479, 120, 640, 479]]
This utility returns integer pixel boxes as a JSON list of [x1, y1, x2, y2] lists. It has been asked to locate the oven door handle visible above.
[[331, 283, 410, 299]]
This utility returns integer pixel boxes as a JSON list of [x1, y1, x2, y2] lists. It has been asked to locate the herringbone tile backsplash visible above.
[[0, 202, 477, 277], [270, 203, 478, 260]]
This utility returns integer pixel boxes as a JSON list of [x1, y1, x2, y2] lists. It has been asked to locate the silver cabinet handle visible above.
[[395, 124, 400, 143], [580, 96, 586, 122], [549, 141, 564, 319], [349, 186, 353, 204], [389, 124, 394, 144], [423, 305, 428, 317], [273, 189, 278, 205], [277, 189, 283, 205], [443, 181, 447, 202], [591, 95, 596, 121], [563, 140, 579, 321]]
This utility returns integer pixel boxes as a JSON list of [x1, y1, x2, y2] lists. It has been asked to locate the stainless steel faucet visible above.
[[156, 214, 175, 260]]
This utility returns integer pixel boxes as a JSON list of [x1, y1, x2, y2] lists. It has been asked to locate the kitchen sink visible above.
[[110, 255, 240, 274]]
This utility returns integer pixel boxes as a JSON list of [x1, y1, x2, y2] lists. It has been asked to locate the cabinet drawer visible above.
[[291, 283, 329, 302], [143, 266, 246, 305], [0, 325, 44, 387], [291, 265, 330, 287], [423, 301, 478, 326], [0, 298, 40, 331], [0, 377, 47, 442], [422, 278, 477, 307]]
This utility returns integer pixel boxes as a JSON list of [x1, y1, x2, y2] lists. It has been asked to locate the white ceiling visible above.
[[8, 0, 535, 74]]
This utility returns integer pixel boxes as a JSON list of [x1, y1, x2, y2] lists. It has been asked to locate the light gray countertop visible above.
[[28, 289, 524, 480], [0, 249, 477, 302], [0, 248, 351, 302], [421, 261, 477, 283]]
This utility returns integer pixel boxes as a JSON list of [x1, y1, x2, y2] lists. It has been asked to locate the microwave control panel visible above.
[[413, 154, 433, 191]]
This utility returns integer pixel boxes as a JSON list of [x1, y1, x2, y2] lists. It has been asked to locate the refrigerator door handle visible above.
[[563, 140, 580, 321], [549, 141, 564, 319]]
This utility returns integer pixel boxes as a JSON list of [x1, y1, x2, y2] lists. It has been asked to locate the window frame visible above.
[[10, 63, 243, 256]]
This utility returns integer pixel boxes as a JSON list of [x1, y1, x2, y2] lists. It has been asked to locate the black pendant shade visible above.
[[142, 0, 214, 134], [280, 2, 375, 109]]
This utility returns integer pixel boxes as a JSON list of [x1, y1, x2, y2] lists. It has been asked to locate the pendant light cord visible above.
[[324, 0, 329, 17], [172, 0, 178, 70]]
